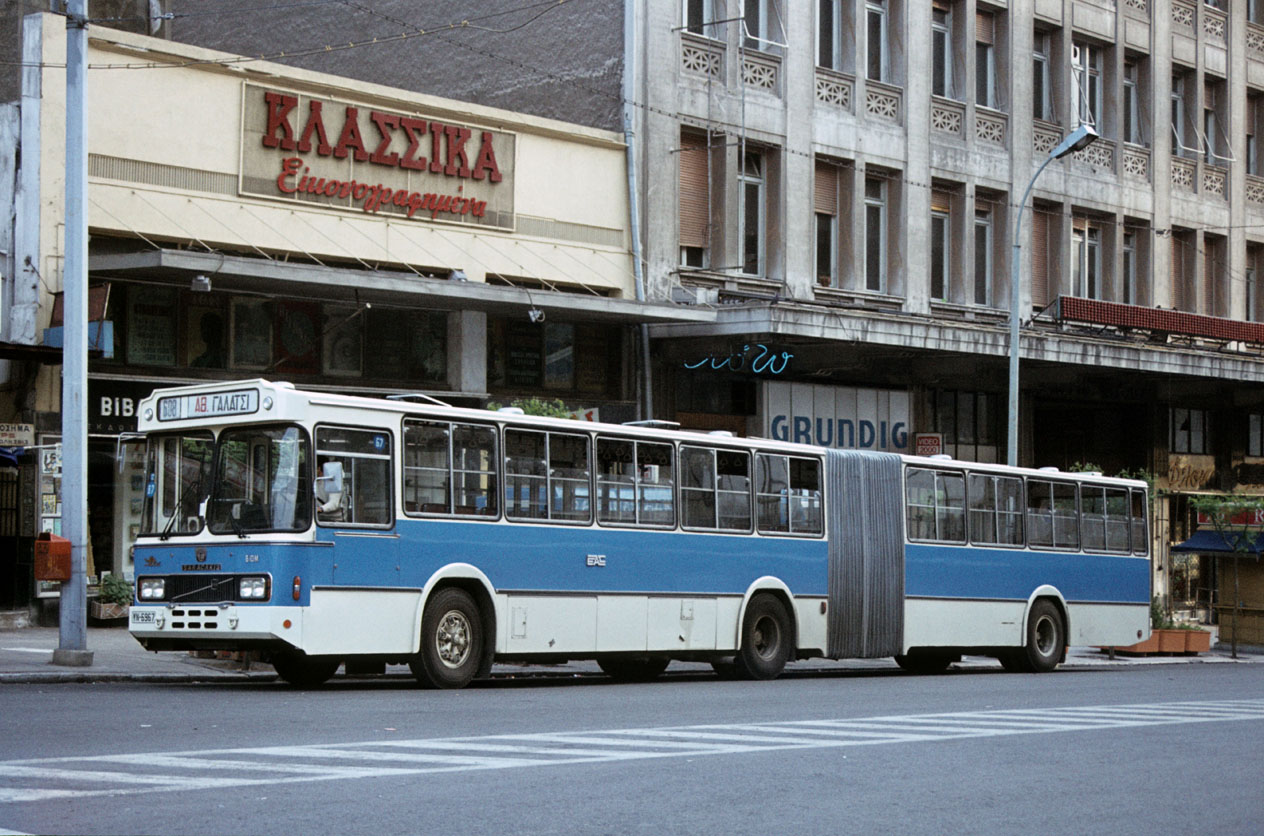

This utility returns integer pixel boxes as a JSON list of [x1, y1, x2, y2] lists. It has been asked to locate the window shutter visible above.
[[976, 12, 994, 44], [1031, 209, 1049, 308], [930, 190, 951, 213], [679, 132, 709, 250], [814, 162, 838, 215]]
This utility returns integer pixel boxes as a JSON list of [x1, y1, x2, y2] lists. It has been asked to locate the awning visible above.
[[90, 249, 715, 326], [1172, 529, 1264, 555], [0, 447, 21, 467]]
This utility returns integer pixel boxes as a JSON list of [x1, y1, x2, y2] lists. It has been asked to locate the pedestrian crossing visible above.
[[1, 699, 1261, 804]]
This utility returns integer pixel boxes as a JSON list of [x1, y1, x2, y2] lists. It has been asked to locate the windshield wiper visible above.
[[161, 475, 202, 541]]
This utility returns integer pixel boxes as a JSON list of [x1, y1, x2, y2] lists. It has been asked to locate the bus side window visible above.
[[453, 424, 498, 516], [403, 420, 451, 514], [789, 457, 823, 535], [1027, 479, 1054, 548], [681, 446, 717, 529], [1052, 482, 1080, 550], [1081, 486, 1106, 551], [967, 473, 1023, 546], [1104, 487, 1130, 552], [1130, 488, 1149, 555], [756, 454, 789, 533], [314, 427, 392, 526], [906, 467, 963, 543]]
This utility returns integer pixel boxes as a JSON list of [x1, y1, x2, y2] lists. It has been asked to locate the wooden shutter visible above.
[[1031, 209, 1049, 309], [679, 132, 709, 250], [814, 162, 838, 215], [976, 12, 994, 44]]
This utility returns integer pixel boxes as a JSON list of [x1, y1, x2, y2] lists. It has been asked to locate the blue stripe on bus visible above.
[[905, 542, 1151, 604], [319, 519, 831, 597]]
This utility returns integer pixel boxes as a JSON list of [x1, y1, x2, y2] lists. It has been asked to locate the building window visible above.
[[1122, 230, 1137, 305], [679, 130, 711, 269], [1252, 0, 1263, 25], [1205, 79, 1228, 166], [815, 159, 844, 287], [1248, 93, 1262, 176], [865, 176, 887, 292], [1249, 245, 1264, 322], [1072, 219, 1102, 300], [931, 205, 951, 302], [931, 390, 1000, 463], [1033, 31, 1052, 121], [973, 209, 992, 306], [1250, 413, 1263, 457], [866, 0, 888, 82], [1123, 61, 1141, 145], [1171, 408, 1209, 455], [1172, 71, 1195, 159], [1171, 228, 1194, 313], [817, 0, 844, 70], [1072, 42, 1102, 129], [683, 0, 718, 38], [743, 0, 784, 51], [932, 2, 953, 98], [739, 148, 766, 276], [975, 11, 995, 108]]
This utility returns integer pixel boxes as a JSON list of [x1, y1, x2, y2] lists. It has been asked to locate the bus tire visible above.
[[597, 656, 670, 682], [271, 652, 341, 688], [410, 587, 483, 689], [735, 594, 793, 681], [1020, 599, 1065, 673], [710, 657, 738, 679]]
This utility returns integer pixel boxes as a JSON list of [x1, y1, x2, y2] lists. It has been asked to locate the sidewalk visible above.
[[0, 626, 1257, 685]]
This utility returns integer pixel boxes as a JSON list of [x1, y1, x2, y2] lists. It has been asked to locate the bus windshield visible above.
[[141, 432, 215, 537], [207, 425, 312, 535]]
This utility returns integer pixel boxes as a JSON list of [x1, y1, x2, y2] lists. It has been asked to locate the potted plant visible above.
[[89, 573, 133, 622]]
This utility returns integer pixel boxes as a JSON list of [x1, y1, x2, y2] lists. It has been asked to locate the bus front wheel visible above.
[[271, 652, 341, 688], [1018, 599, 1065, 673], [410, 587, 483, 689], [735, 594, 793, 680]]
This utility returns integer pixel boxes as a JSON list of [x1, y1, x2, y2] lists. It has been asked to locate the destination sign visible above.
[[157, 389, 259, 422]]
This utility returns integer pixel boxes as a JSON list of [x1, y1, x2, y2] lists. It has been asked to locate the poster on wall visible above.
[[543, 323, 575, 390], [185, 300, 228, 369], [274, 301, 320, 375], [231, 299, 273, 369], [126, 287, 177, 366], [760, 382, 910, 452], [322, 305, 363, 377]]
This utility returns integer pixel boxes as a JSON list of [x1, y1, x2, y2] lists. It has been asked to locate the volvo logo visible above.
[[195, 547, 207, 563]]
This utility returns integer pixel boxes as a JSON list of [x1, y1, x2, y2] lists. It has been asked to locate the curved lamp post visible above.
[[1006, 123, 1098, 467]]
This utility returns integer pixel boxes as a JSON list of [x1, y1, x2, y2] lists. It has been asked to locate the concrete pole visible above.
[[53, 0, 93, 667]]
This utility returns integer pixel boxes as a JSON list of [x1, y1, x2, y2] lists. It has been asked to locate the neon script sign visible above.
[[683, 344, 793, 375]]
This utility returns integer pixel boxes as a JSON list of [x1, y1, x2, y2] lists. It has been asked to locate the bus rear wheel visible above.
[[1017, 599, 1065, 673], [735, 594, 793, 680], [271, 652, 341, 688], [597, 657, 670, 682], [410, 587, 483, 689]]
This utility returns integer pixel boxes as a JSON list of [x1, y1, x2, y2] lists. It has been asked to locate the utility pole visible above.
[[52, 0, 93, 667]]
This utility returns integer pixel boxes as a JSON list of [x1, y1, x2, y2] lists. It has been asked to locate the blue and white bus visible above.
[[128, 379, 1151, 687]]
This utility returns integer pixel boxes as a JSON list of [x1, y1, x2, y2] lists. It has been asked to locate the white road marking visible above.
[[0, 699, 1259, 805]]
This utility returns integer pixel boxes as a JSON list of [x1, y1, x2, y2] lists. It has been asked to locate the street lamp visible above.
[[1006, 123, 1098, 467]]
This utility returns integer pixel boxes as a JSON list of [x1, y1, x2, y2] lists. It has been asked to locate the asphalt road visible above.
[[1, 663, 1261, 836]]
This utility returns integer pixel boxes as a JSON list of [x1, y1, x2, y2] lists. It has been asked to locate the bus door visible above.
[[313, 426, 398, 585]]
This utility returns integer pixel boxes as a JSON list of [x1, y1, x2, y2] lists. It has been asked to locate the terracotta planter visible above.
[[1110, 633, 1161, 654], [1157, 629, 1186, 653], [88, 601, 129, 621], [1184, 629, 1211, 654]]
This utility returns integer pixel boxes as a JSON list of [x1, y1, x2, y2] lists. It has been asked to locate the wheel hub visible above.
[[436, 609, 472, 668]]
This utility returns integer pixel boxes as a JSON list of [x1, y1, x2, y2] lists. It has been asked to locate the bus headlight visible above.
[[239, 577, 269, 600], [139, 579, 165, 600]]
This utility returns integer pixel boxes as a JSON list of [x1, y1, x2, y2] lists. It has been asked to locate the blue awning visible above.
[[0, 447, 20, 468], [1172, 529, 1264, 555]]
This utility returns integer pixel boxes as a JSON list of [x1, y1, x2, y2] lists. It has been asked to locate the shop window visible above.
[[1170, 407, 1210, 455], [1249, 413, 1263, 458], [363, 309, 447, 383], [185, 298, 228, 370], [931, 390, 999, 463], [488, 319, 614, 396], [229, 298, 273, 370], [314, 426, 392, 527], [126, 286, 178, 367]]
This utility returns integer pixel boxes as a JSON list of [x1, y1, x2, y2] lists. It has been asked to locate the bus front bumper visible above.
[[129, 604, 303, 652]]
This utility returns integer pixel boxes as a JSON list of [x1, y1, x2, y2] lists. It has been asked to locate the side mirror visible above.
[[315, 461, 345, 513]]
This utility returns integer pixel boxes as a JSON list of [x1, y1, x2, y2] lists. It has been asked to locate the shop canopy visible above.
[[1172, 529, 1264, 556]]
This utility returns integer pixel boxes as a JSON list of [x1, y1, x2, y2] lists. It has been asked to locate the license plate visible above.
[[130, 610, 156, 625]]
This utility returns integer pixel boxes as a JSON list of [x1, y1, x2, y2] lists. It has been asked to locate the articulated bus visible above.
[[128, 379, 1151, 687]]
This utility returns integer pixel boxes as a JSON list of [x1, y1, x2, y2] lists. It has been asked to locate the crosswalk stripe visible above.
[[0, 698, 1259, 804]]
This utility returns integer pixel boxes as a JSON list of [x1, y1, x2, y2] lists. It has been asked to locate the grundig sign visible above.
[[241, 84, 515, 230]]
